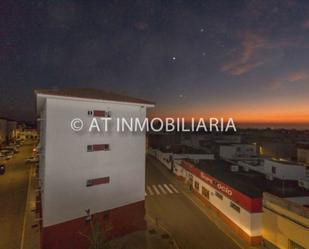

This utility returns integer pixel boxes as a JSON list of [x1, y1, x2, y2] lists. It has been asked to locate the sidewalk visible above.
[[147, 156, 261, 249], [21, 163, 40, 249], [111, 215, 179, 249]]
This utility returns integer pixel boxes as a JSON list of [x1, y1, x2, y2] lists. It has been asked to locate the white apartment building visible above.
[[35, 88, 154, 249]]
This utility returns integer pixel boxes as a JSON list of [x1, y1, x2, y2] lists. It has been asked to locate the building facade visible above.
[[172, 158, 309, 246], [297, 143, 309, 165], [36, 89, 154, 249], [262, 193, 309, 249]]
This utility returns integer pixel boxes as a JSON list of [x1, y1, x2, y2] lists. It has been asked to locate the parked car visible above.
[[0, 153, 10, 160], [0, 164, 5, 175], [26, 156, 39, 163], [3, 146, 19, 153], [0, 150, 13, 159]]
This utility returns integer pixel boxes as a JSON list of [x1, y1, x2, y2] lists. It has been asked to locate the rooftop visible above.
[[158, 144, 206, 154], [186, 159, 309, 198], [35, 88, 155, 106]]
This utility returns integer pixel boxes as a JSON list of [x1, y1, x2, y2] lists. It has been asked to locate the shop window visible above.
[[272, 166, 276, 174], [230, 202, 240, 213], [202, 187, 209, 199], [87, 144, 110, 152], [194, 181, 199, 190], [215, 191, 223, 200]]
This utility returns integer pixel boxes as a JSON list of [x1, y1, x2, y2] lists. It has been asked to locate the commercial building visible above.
[[35, 88, 154, 249], [173, 159, 309, 245], [262, 193, 309, 249]]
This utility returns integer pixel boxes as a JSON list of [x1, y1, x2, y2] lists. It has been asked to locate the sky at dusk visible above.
[[0, 0, 309, 126]]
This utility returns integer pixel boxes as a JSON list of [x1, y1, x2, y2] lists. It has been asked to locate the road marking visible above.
[[20, 164, 33, 249], [158, 184, 167, 194], [152, 185, 160, 195], [147, 186, 154, 195], [169, 184, 179, 193], [163, 184, 173, 194]]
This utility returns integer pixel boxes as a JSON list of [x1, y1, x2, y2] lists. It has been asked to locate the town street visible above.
[[0, 143, 34, 249], [145, 156, 242, 249]]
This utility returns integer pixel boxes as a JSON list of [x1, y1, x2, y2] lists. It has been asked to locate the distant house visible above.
[[0, 118, 7, 144], [297, 143, 309, 165], [7, 120, 17, 141]]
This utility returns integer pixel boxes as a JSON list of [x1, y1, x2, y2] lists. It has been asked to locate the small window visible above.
[[87, 145, 93, 152], [202, 187, 209, 199], [86, 177, 110, 187], [272, 166, 276, 174], [87, 110, 111, 117], [215, 192, 223, 200], [87, 144, 110, 152], [230, 202, 240, 213], [194, 181, 199, 190]]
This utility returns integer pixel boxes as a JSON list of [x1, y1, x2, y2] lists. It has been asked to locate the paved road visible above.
[[0, 143, 34, 249], [145, 157, 241, 249]]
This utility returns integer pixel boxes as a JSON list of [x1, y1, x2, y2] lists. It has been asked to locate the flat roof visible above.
[[158, 145, 206, 154], [35, 88, 155, 106], [187, 159, 309, 198], [267, 158, 305, 166]]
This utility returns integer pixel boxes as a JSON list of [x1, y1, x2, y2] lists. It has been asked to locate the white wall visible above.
[[264, 159, 308, 181], [41, 97, 147, 227], [220, 144, 257, 159], [176, 162, 262, 237]]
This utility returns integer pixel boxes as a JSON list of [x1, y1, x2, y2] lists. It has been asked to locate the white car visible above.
[[26, 156, 39, 163]]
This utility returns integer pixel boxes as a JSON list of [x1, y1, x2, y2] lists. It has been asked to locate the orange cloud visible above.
[[269, 71, 309, 90], [221, 32, 265, 75]]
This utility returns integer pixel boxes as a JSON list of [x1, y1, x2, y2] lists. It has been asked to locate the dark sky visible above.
[[1, 0, 309, 124]]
